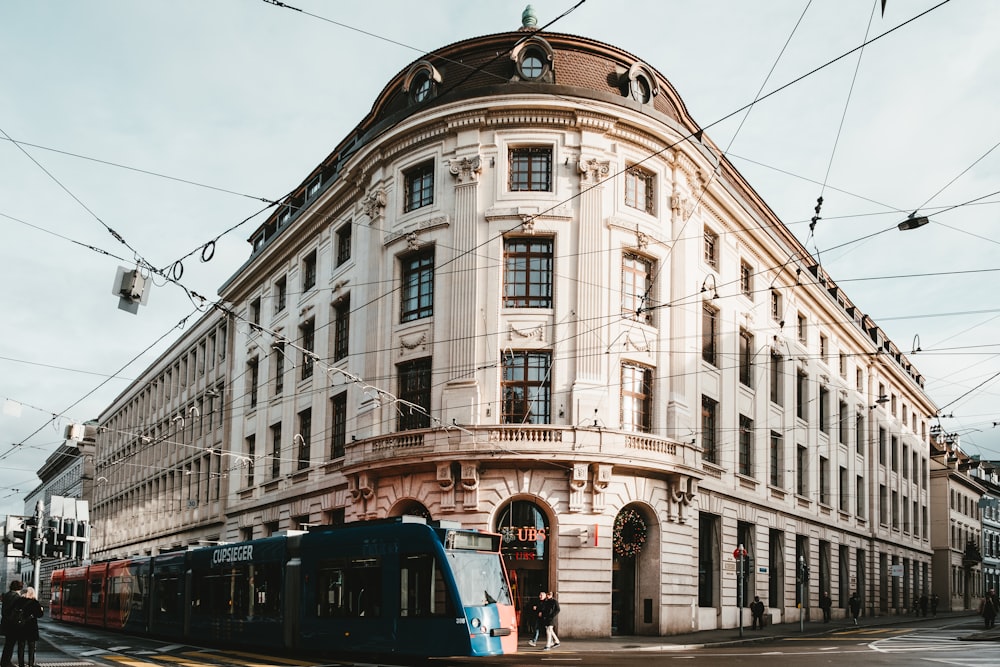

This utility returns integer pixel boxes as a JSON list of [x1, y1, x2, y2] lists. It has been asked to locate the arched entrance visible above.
[[495, 499, 552, 634], [612, 504, 653, 635], [388, 499, 431, 519]]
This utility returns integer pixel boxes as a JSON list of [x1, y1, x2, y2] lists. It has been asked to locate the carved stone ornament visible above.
[[406, 231, 420, 251], [363, 187, 387, 222], [449, 155, 482, 184], [636, 230, 650, 251], [577, 157, 611, 185]]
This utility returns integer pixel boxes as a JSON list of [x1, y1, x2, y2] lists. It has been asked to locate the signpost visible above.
[[734, 545, 748, 637]]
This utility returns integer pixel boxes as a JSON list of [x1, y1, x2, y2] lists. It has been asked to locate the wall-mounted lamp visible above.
[[869, 395, 890, 410], [898, 212, 930, 231], [701, 274, 719, 300]]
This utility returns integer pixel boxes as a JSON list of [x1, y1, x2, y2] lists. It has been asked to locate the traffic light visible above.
[[24, 516, 39, 559], [43, 518, 64, 558], [4, 516, 27, 558], [800, 562, 811, 583]]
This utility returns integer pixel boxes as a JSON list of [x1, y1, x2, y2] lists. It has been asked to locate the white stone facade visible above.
[[90, 25, 936, 637]]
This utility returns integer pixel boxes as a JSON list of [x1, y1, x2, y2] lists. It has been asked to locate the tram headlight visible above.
[[471, 617, 481, 629]]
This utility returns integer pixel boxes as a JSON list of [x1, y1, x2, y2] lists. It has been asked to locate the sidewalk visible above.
[[526, 610, 994, 652]]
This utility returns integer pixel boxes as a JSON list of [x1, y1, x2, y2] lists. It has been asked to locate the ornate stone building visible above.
[[91, 8, 936, 637]]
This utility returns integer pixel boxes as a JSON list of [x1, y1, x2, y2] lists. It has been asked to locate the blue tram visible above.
[[50, 517, 517, 657]]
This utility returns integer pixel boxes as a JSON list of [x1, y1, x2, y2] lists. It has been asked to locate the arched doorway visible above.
[[495, 499, 552, 633], [612, 505, 652, 635], [388, 499, 431, 520]]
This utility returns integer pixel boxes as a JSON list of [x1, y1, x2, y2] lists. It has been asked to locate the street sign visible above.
[[733, 547, 747, 559]]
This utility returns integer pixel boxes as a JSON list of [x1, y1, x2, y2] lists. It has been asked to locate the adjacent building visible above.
[[86, 8, 940, 636]]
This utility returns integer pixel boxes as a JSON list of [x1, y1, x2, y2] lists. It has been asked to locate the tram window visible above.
[[448, 552, 512, 606], [108, 576, 132, 613], [89, 577, 103, 606], [316, 557, 381, 619], [65, 581, 85, 607], [192, 563, 281, 619], [156, 575, 182, 614], [400, 553, 451, 617]]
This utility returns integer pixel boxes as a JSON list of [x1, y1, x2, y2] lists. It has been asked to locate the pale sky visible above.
[[1, 0, 998, 520]]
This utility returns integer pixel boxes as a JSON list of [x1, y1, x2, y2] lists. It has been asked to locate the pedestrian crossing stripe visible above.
[[179, 651, 313, 667], [205, 649, 314, 666], [103, 657, 161, 667], [156, 656, 204, 667]]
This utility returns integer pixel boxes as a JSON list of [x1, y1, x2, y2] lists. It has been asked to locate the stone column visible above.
[[442, 155, 482, 426], [572, 157, 611, 423]]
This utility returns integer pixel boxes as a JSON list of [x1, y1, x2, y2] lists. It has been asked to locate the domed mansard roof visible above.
[[236, 24, 797, 264]]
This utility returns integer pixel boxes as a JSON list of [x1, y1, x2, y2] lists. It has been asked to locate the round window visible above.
[[413, 73, 432, 102], [521, 52, 544, 79], [631, 76, 651, 104]]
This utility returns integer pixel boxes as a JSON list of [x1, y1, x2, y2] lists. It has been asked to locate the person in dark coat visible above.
[[11, 587, 42, 667], [749, 595, 765, 630], [819, 591, 832, 622], [980, 589, 998, 629], [848, 592, 862, 625], [541, 592, 560, 650], [0, 580, 23, 667], [527, 591, 546, 646]]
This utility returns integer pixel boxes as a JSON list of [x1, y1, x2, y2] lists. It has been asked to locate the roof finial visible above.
[[521, 5, 538, 29]]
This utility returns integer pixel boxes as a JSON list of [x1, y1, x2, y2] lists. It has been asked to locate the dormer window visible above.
[[510, 36, 554, 83], [403, 61, 442, 105], [621, 62, 659, 105]]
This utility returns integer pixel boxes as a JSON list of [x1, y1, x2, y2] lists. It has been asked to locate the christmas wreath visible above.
[[613, 508, 647, 558]]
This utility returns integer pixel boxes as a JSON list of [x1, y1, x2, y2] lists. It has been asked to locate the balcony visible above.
[[341, 424, 701, 478]]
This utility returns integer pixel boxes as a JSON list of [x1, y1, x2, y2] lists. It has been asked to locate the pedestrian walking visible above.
[[918, 592, 928, 617], [0, 581, 23, 667], [541, 591, 560, 650], [819, 591, 832, 623], [527, 591, 546, 646], [11, 587, 43, 667], [750, 596, 765, 630], [931, 593, 939, 616], [980, 589, 998, 629], [848, 592, 861, 626]]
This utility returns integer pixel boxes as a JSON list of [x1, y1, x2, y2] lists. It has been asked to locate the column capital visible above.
[[577, 157, 611, 185], [449, 155, 483, 184], [362, 187, 387, 223]]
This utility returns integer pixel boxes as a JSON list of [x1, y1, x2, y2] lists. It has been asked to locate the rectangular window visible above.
[[502, 351, 551, 424], [330, 393, 347, 460], [739, 329, 754, 388], [770, 431, 783, 487], [622, 253, 653, 323], [857, 476, 865, 517], [839, 352, 847, 377], [770, 351, 783, 405], [401, 249, 434, 322], [300, 319, 315, 381], [624, 166, 654, 213], [839, 466, 849, 512], [404, 161, 434, 212], [770, 289, 782, 321], [702, 304, 718, 366], [740, 260, 753, 299], [819, 456, 830, 505], [503, 238, 553, 308], [891, 435, 899, 471], [703, 227, 719, 268], [273, 342, 285, 397], [797, 312, 807, 343], [509, 146, 552, 192], [245, 434, 256, 487], [302, 250, 317, 291], [250, 297, 261, 327], [270, 422, 282, 479], [879, 427, 887, 464], [398, 358, 432, 430], [819, 386, 829, 434], [796, 445, 808, 496], [879, 484, 888, 525], [400, 553, 451, 618], [621, 363, 652, 433], [839, 400, 849, 444], [819, 334, 828, 364], [738, 415, 753, 477], [796, 370, 808, 421], [247, 357, 259, 409], [275, 276, 287, 314], [334, 297, 350, 361], [336, 222, 352, 267], [702, 396, 718, 464], [297, 408, 311, 470]]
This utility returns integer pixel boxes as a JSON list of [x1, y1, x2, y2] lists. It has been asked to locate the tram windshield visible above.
[[448, 551, 512, 607]]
